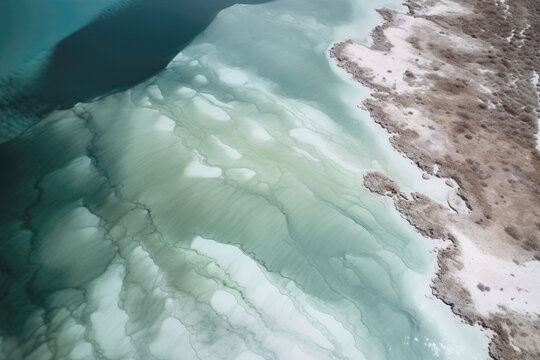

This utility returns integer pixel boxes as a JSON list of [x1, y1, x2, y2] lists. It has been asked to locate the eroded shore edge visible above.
[[330, 0, 540, 358]]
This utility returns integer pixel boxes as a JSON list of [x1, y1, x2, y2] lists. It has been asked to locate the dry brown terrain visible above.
[[331, 0, 540, 358]]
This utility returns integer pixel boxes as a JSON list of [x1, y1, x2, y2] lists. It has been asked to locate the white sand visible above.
[[335, 3, 539, 323], [451, 228, 540, 316], [421, 0, 471, 16]]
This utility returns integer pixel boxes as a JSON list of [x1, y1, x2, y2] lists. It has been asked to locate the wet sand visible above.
[[331, 0, 540, 358]]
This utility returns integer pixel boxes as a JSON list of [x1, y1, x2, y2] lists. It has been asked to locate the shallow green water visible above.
[[0, 0, 490, 359]]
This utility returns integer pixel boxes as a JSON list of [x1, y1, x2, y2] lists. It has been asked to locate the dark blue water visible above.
[[0, 0, 271, 142], [0, 0, 273, 337]]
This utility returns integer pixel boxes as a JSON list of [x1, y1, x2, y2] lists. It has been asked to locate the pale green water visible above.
[[0, 0, 490, 359]]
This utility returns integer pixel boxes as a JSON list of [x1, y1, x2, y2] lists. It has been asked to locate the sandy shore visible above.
[[331, 0, 540, 358]]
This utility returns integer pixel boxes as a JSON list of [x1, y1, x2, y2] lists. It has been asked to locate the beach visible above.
[[3, 0, 536, 358], [331, 0, 540, 358]]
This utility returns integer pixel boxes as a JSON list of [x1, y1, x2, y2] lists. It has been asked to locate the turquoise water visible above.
[[0, 0, 128, 79], [0, 0, 130, 141], [0, 0, 271, 142], [0, 0, 491, 359]]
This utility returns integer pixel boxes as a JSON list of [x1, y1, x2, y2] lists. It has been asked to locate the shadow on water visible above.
[[0, 0, 272, 141]]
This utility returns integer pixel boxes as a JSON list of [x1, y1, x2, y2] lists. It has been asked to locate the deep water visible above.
[[0, 0, 491, 359], [0, 0, 271, 142], [0, 0, 130, 141]]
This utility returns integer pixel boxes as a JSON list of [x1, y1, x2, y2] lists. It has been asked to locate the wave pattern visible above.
[[0, 1, 489, 359]]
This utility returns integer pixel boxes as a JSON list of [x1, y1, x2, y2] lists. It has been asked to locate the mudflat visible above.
[[331, 0, 540, 358]]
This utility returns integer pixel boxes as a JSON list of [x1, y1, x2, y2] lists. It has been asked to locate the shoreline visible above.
[[331, 0, 540, 358]]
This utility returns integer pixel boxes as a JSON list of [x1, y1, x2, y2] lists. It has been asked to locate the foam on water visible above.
[[0, 0, 491, 359]]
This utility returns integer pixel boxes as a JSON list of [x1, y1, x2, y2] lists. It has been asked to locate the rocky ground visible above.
[[331, 0, 540, 358]]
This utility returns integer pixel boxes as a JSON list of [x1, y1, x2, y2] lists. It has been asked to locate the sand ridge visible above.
[[331, 0, 540, 358]]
